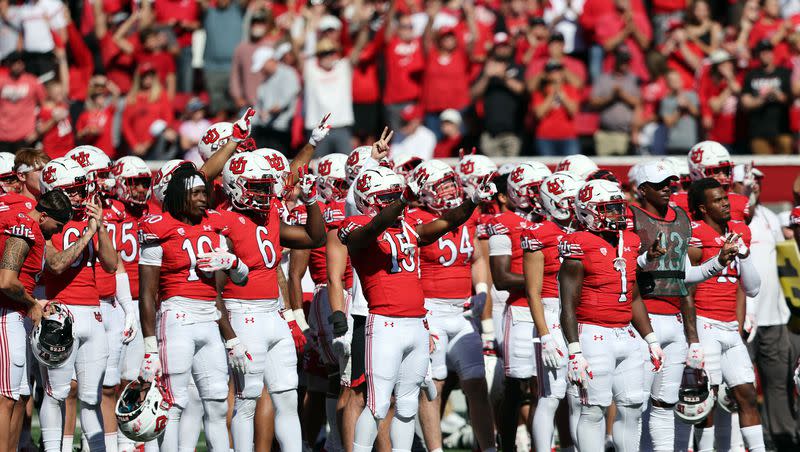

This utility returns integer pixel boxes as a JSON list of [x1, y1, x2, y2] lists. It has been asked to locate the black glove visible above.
[[329, 311, 348, 337]]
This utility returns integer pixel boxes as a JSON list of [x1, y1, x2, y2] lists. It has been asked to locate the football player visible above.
[[13, 148, 51, 202], [0, 149, 48, 215], [559, 179, 664, 452], [686, 178, 764, 452], [522, 171, 581, 452], [0, 190, 71, 451], [340, 165, 495, 452], [218, 151, 326, 452], [413, 160, 495, 452], [555, 154, 599, 181], [38, 158, 119, 452]]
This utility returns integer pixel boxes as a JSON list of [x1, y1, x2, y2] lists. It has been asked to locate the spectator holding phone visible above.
[[76, 76, 120, 158], [533, 60, 580, 156], [742, 39, 792, 154]]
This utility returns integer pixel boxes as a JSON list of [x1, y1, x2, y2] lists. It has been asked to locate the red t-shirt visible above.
[[154, 0, 200, 47], [383, 37, 424, 104], [100, 34, 136, 94], [414, 208, 477, 300], [533, 84, 580, 139], [134, 47, 177, 86], [698, 77, 740, 144], [0, 213, 45, 313], [76, 104, 117, 158], [652, 0, 686, 14], [749, 16, 800, 68], [218, 208, 282, 300], [664, 40, 704, 89], [352, 35, 382, 104], [641, 77, 668, 123], [520, 220, 568, 299], [559, 230, 641, 327], [38, 103, 75, 159], [421, 48, 471, 112], [66, 22, 93, 102], [579, 0, 646, 42], [45, 218, 105, 306], [689, 220, 751, 322], [0, 73, 45, 142], [596, 11, 653, 82], [338, 214, 426, 317], [122, 93, 174, 148], [0, 193, 34, 216]]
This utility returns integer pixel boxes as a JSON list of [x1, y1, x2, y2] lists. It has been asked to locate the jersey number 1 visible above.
[[181, 237, 214, 281]]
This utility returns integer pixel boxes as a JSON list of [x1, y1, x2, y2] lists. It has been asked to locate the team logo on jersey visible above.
[[228, 156, 247, 175], [202, 127, 220, 145], [94, 311, 102, 322], [520, 235, 543, 251], [459, 160, 474, 175], [510, 166, 525, 183], [317, 159, 332, 176], [547, 179, 565, 195], [690, 148, 704, 164], [356, 173, 371, 192], [578, 185, 593, 202], [42, 166, 57, 185], [239, 216, 246, 224], [600, 247, 607, 256], [177, 227, 185, 236], [203, 225, 212, 231], [70, 151, 91, 168], [7, 224, 34, 240]]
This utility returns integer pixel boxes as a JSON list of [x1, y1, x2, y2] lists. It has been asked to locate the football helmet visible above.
[[40, 158, 89, 209], [416, 160, 463, 212], [113, 156, 152, 205], [222, 153, 281, 212], [116, 379, 173, 441], [66, 145, 114, 194], [153, 160, 196, 204], [316, 153, 349, 202], [393, 155, 423, 180], [0, 152, 17, 193], [555, 155, 599, 181], [716, 382, 739, 413], [507, 162, 552, 213], [688, 141, 733, 186], [674, 367, 715, 424], [345, 146, 374, 184], [456, 154, 498, 193], [30, 302, 74, 368], [198, 122, 256, 161], [353, 166, 404, 216], [575, 179, 628, 232], [540, 171, 581, 221]]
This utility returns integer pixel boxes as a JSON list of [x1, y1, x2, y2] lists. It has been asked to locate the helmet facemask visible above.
[[425, 174, 463, 212], [703, 162, 733, 188], [593, 199, 628, 231], [121, 176, 152, 205], [235, 176, 276, 212], [320, 177, 348, 202]]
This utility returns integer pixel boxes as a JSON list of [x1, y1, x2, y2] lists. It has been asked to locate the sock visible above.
[[40, 394, 65, 452], [715, 409, 732, 450], [353, 408, 380, 452], [105, 433, 119, 452], [577, 405, 605, 452], [201, 399, 230, 452], [730, 412, 743, 450], [532, 397, 559, 452], [61, 436, 73, 452], [324, 396, 343, 452], [230, 398, 257, 452], [613, 404, 643, 452], [389, 414, 416, 452], [79, 401, 106, 451], [430, 448, 444, 452], [272, 390, 302, 452], [648, 406, 675, 451], [674, 416, 692, 452], [694, 426, 715, 452], [740, 425, 765, 452], [143, 440, 159, 452]]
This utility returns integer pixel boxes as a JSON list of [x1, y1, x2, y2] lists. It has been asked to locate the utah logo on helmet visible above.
[[579, 184, 593, 202], [460, 160, 474, 175], [42, 166, 57, 185], [547, 179, 565, 196], [318, 159, 332, 176], [357, 173, 371, 193], [228, 156, 247, 175]]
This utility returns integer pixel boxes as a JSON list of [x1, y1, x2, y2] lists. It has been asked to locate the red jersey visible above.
[[520, 220, 567, 300], [0, 72, 45, 142], [0, 193, 34, 217], [338, 215, 425, 317], [486, 211, 532, 307], [118, 202, 147, 300], [383, 37, 424, 104], [689, 220, 751, 322], [97, 199, 127, 299], [138, 210, 229, 302], [532, 84, 580, 139], [75, 105, 116, 159], [414, 208, 477, 300], [219, 208, 282, 300], [0, 213, 45, 312], [421, 48, 471, 112], [44, 219, 105, 306], [290, 201, 353, 288], [559, 230, 641, 327], [671, 191, 750, 221]]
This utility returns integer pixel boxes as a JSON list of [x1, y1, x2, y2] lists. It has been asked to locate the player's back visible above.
[[520, 220, 567, 300], [0, 212, 44, 312]]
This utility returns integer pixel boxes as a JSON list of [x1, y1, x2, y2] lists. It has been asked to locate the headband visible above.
[[187, 175, 206, 189]]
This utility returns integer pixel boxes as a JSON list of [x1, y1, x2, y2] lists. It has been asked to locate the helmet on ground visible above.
[[540, 171, 581, 221], [222, 153, 281, 212], [353, 166, 404, 216], [507, 162, 552, 213], [153, 160, 196, 203], [674, 367, 715, 424], [316, 153, 349, 202], [456, 154, 498, 191], [113, 156, 152, 205], [574, 179, 628, 231], [555, 155, 599, 181], [116, 379, 172, 441], [30, 302, 74, 368], [688, 141, 733, 186], [416, 160, 463, 212]]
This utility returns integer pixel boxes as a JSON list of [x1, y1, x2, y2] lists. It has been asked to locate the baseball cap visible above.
[[615, 45, 632, 63], [754, 38, 774, 53], [439, 109, 462, 125], [318, 15, 342, 31], [732, 164, 764, 183], [186, 97, 206, 113], [638, 160, 678, 186], [529, 17, 546, 27], [548, 32, 565, 43], [250, 46, 276, 73], [493, 32, 511, 46], [400, 104, 423, 122], [709, 49, 733, 65]]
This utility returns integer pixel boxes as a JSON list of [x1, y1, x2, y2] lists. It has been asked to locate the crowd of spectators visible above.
[[4, 0, 800, 161]]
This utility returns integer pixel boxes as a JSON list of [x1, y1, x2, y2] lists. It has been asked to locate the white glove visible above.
[[197, 248, 238, 272], [298, 167, 319, 205], [540, 334, 565, 369], [645, 333, 664, 372], [225, 337, 252, 374], [469, 177, 497, 204], [139, 336, 160, 382], [686, 342, 705, 369], [308, 113, 331, 147], [744, 300, 757, 343], [463, 291, 487, 320], [122, 313, 138, 345], [567, 351, 592, 386], [232, 108, 255, 143], [401, 169, 428, 203]]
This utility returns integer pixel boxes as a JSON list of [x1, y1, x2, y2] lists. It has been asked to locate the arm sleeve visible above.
[[738, 255, 761, 298], [138, 243, 163, 266], [488, 234, 512, 256], [683, 255, 726, 284]]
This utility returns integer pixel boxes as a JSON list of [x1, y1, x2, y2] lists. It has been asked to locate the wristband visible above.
[[475, 282, 488, 295], [644, 333, 659, 345], [745, 299, 756, 315], [293, 308, 310, 331], [282, 309, 295, 321], [481, 318, 494, 335], [144, 336, 158, 354], [567, 342, 581, 355], [637, 252, 649, 269], [224, 337, 241, 349]]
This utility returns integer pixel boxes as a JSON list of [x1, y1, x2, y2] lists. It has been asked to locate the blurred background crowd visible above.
[[3, 0, 800, 164]]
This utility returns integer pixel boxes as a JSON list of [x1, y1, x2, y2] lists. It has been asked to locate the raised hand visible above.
[[232, 108, 255, 143], [297, 165, 319, 204], [309, 113, 331, 147], [371, 127, 394, 161], [646, 231, 666, 261]]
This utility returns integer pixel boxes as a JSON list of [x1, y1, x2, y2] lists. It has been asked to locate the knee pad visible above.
[[103, 365, 121, 388], [78, 382, 102, 405], [233, 398, 257, 421], [202, 399, 228, 422], [394, 391, 420, 419], [271, 389, 298, 415], [581, 405, 605, 423], [46, 382, 71, 401]]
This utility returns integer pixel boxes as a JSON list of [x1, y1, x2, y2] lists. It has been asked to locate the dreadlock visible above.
[[163, 167, 209, 220], [688, 177, 722, 220]]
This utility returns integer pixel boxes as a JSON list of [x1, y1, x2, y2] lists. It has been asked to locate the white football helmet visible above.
[[153, 160, 196, 204], [116, 379, 172, 441], [674, 368, 715, 424], [575, 179, 627, 232], [345, 146, 374, 184], [0, 152, 17, 193], [393, 154, 423, 180], [353, 166, 404, 216], [555, 155, 599, 181], [30, 302, 74, 368], [316, 153, 349, 202], [540, 171, 581, 221], [716, 382, 738, 413], [688, 140, 733, 186], [40, 158, 89, 208], [66, 145, 114, 194], [507, 162, 552, 213], [113, 156, 152, 205], [198, 122, 234, 162], [222, 153, 281, 212], [416, 160, 463, 212], [456, 154, 498, 192]]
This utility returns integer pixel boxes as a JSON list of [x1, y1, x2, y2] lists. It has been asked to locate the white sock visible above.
[[430, 448, 444, 452], [730, 412, 743, 450], [79, 401, 106, 451], [740, 425, 765, 452], [61, 436, 73, 452], [40, 394, 65, 452], [324, 395, 343, 452], [674, 416, 692, 451], [532, 397, 559, 452], [694, 426, 715, 452], [577, 405, 606, 452], [272, 390, 302, 452], [648, 405, 675, 451], [613, 404, 643, 452], [144, 440, 159, 452], [105, 433, 119, 452], [389, 414, 416, 452], [230, 398, 256, 452], [353, 408, 380, 452], [202, 399, 230, 452]]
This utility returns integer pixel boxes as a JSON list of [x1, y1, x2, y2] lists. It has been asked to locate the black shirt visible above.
[[743, 66, 791, 138], [480, 63, 525, 135]]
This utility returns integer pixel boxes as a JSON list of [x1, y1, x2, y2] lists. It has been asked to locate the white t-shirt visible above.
[[7, 0, 66, 53], [748, 205, 790, 326], [542, 0, 586, 54], [303, 58, 354, 129], [389, 126, 436, 163]]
